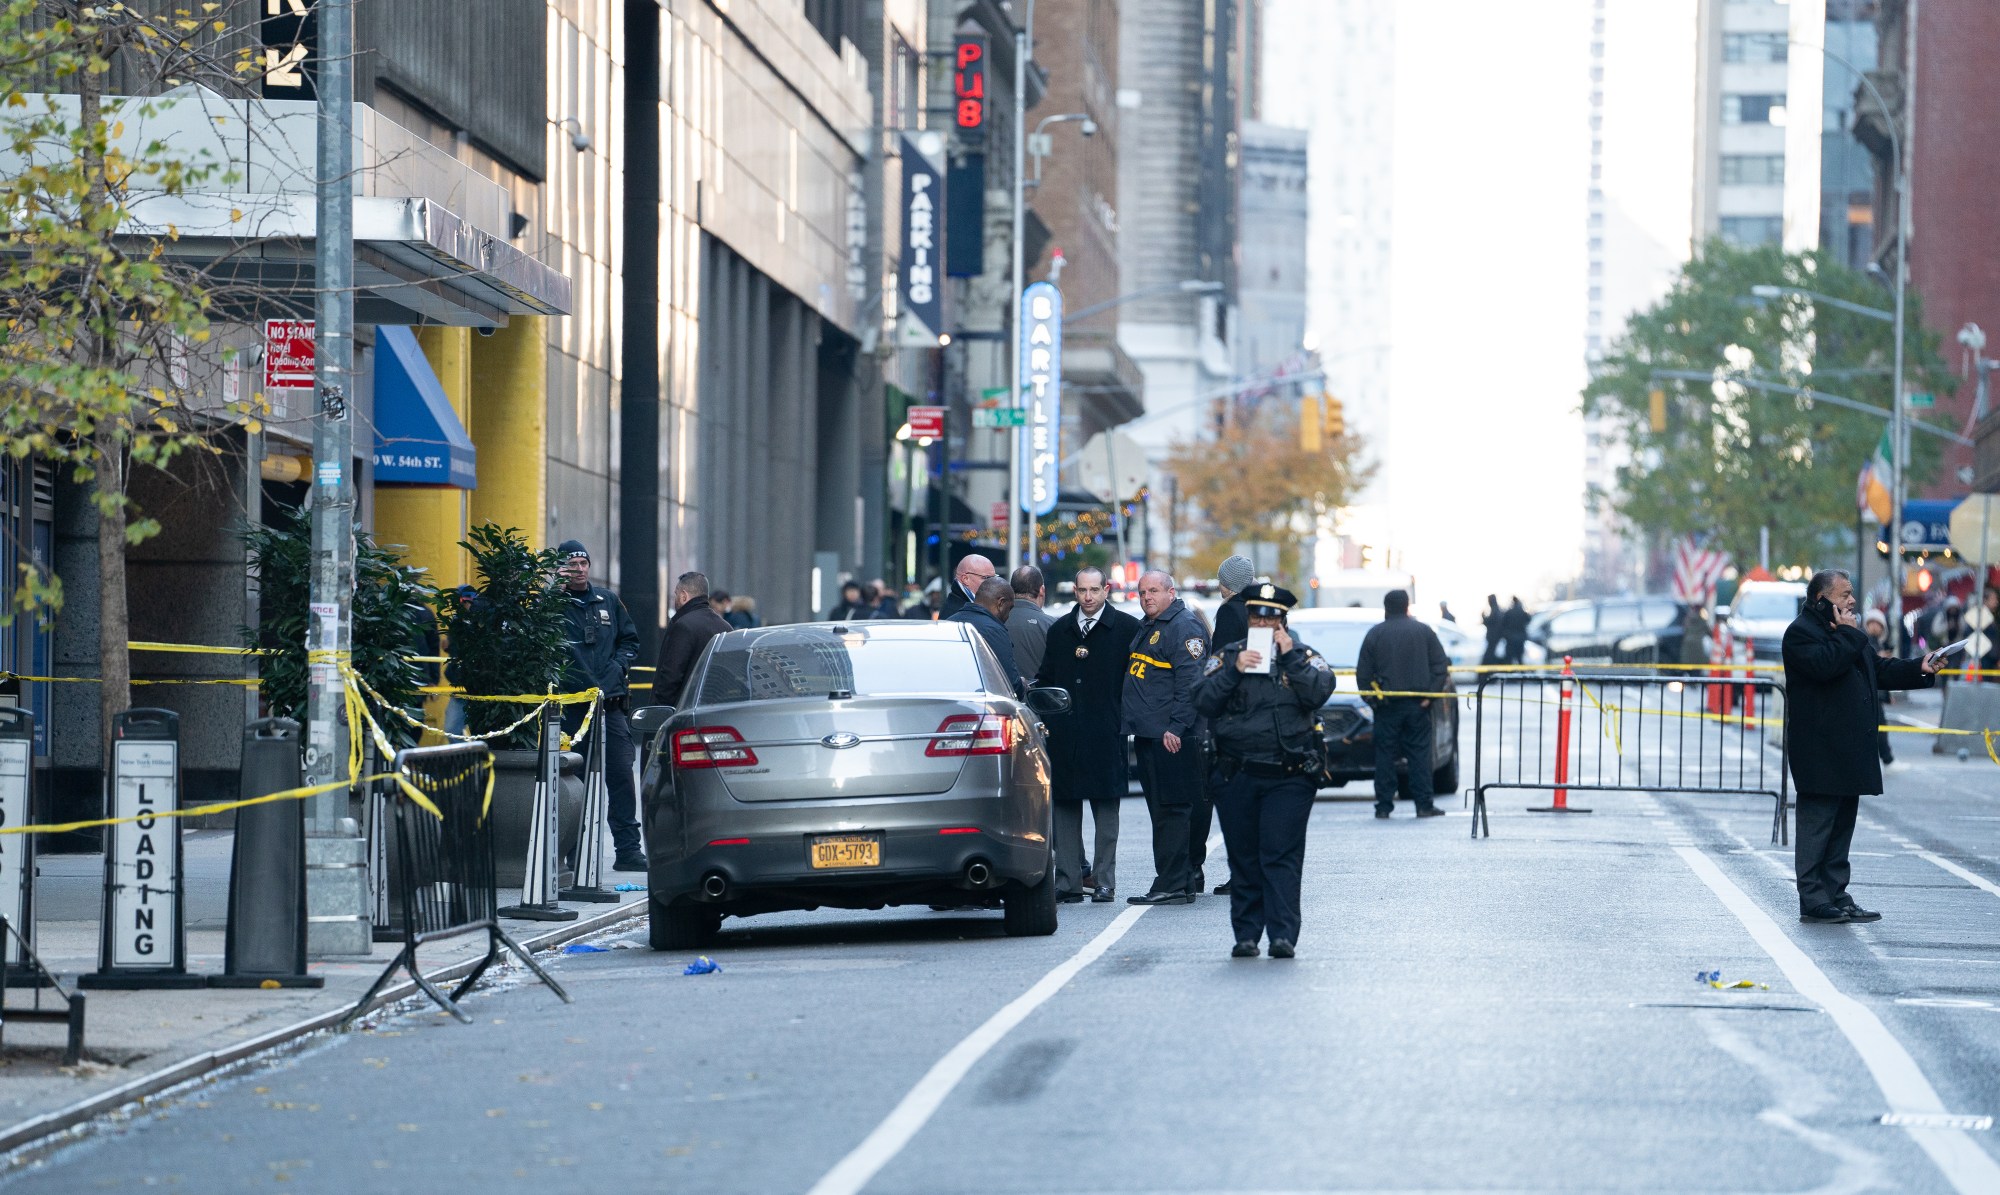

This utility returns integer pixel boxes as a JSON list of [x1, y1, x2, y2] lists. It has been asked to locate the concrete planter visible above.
[[488, 748, 585, 889]]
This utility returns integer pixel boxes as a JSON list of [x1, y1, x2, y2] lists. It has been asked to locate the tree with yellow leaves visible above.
[[0, 1, 272, 736], [1162, 397, 1371, 583]]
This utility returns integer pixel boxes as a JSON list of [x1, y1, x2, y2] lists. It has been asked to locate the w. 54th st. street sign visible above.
[[1017, 281, 1062, 516]]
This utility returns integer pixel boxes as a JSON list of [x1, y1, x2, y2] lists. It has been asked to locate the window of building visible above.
[[1723, 32, 1789, 63], [1720, 215, 1784, 245], [1722, 94, 1785, 124], [1720, 154, 1785, 185]]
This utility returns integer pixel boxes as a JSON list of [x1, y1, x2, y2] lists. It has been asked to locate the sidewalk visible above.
[[0, 828, 647, 1153]]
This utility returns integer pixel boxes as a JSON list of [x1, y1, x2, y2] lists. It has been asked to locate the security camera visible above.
[[1081, 118, 1098, 137], [477, 326, 498, 338]]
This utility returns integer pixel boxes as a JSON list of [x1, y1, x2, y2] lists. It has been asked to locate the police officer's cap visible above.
[[556, 539, 590, 561], [1242, 583, 1298, 615]]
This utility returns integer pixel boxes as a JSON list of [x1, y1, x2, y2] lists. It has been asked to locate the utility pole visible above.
[[1888, 0, 1916, 647], [304, 0, 368, 959]]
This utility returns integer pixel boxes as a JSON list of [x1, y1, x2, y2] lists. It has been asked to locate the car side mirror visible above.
[[630, 704, 674, 735], [1025, 687, 1071, 716]]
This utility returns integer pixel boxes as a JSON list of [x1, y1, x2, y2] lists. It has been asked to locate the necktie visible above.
[[1080, 617, 1094, 637]]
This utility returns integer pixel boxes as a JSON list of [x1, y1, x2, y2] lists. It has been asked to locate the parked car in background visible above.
[[1526, 596, 1687, 665], [1285, 609, 1460, 797], [638, 621, 1070, 948], [1725, 580, 1805, 662]]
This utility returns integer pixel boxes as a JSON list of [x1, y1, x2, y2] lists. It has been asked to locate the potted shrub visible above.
[[432, 524, 584, 886], [242, 507, 435, 754]]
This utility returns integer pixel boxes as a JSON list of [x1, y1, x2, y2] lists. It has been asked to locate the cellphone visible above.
[[1806, 595, 1836, 623]]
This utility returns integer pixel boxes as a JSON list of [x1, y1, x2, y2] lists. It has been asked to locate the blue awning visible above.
[[372, 326, 476, 488]]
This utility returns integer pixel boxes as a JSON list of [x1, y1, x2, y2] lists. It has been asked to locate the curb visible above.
[[0, 898, 648, 1159]]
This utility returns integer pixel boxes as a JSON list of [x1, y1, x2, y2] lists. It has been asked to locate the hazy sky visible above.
[[1263, 0, 1696, 614]]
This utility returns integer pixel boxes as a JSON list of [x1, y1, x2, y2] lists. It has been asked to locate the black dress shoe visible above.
[[1268, 939, 1296, 958], [1800, 904, 1850, 923], [1090, 888, 1115, 903], [612, 854, 648, 872], [1058, 892, 1085, 904], [1415, 806, 1446, 819], [1214, 881, 1233, 895], [1127, 890, 1195, 905], [1840, 903, 1882, 922], [1231, 940, 1259, 958], [1374, 809, 1392, 819]]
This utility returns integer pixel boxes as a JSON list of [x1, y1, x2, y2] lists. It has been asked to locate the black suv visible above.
[[1526, 596, 1688, 664]]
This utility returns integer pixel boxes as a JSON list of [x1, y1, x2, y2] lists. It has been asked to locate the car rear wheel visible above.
[[1002, 854, 1059, 937], [650, 898, 722, 950]]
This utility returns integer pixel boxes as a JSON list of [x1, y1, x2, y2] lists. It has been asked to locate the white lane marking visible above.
[[1675, 845, 2000, 1193], [1912, 850, 2000, 902], [1699, 1016, 1886, 1194], [806, 906, 1151, 1195]]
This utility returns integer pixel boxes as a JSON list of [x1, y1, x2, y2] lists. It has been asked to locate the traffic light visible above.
[[1322, 394, 1345, 439], [1299, 393, 1323, 452], [1648, 388, 1667, 433]]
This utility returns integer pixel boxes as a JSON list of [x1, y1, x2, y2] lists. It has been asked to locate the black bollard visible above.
[[210, 718, 323, 988]]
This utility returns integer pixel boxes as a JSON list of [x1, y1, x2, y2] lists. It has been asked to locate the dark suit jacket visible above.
[[950, 604, 1021, 694], [1782, 612, 1933, 795], [1036, 605, 1141, 801], [652, 595, 732, 707]]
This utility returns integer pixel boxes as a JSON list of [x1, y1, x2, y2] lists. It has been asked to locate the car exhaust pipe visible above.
[[964, 860, 992, 887], [701, 872, 728, 899]]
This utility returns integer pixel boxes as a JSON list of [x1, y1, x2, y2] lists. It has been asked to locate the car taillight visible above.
[[926, 714, 1013, 756], [672, 727, 758, 769]]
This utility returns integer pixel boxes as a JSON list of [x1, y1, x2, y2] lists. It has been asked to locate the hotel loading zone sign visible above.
[[1018, 281, 1063, 516], [83, 709, 201, 989]]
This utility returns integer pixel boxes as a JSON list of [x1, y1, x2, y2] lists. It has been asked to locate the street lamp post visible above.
[[1791, 37, 1911, 631]]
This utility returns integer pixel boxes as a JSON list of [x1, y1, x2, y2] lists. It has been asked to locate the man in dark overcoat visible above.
[[1783, 568, 1939, 923], [1036, 566, 1141, 903]]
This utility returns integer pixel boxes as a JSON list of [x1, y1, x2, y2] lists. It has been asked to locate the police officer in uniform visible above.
[[1194, 584, 1337, 958], [1122, 570, 1210, 904], [556, 540, 647, 870]]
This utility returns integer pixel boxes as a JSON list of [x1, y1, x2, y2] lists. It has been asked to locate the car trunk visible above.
[[706, 697, 983, 803]]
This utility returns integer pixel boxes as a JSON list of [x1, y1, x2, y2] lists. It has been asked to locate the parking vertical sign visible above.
[[1017, 282, 1062, 516]]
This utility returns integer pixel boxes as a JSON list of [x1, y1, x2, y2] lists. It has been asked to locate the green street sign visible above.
[[973, 407, 1027, 428], [1907, 391, 1935, 409], [980, 387, 1009, 402]]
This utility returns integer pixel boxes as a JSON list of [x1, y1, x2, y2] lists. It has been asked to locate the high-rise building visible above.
[[1818, 1, 1879, 271], [1236, 122, 1310, 386], [1116, 0, 1243, 470], [1263, 0, 1394, 564], [1691, 0, 1827, 251]]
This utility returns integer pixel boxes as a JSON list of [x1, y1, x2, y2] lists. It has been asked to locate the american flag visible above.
[[1671, 537, 1731, 604]]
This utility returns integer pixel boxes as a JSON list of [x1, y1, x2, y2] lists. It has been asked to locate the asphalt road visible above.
[[11, 713, 2000, 1194]]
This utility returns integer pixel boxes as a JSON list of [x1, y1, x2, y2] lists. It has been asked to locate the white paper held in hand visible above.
[[1245, 625, 1275, 674]]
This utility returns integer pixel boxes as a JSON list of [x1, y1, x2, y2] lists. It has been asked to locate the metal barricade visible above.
[[1471, 670, 1789, 844], [0, 915, 85, 1066], [344, 742, 571, 1026]]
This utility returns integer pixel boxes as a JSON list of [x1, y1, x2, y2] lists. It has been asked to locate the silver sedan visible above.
[[635, 620, 1070, 948]]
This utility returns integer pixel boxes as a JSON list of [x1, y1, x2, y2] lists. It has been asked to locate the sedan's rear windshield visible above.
[[1289, 622, 1373, 669], [696, 632, 982, 704]]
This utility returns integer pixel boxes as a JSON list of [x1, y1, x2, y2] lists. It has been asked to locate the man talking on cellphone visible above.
[[1782, 569, 1941, 924]]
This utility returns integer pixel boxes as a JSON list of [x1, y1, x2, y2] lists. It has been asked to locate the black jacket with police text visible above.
[[562, 584, 642, 699], [1122, 599, 1208, 739], [1194, 638, 1339, 765]]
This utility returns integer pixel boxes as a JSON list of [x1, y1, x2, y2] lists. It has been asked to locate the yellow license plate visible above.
[[810, 834, 881, 869]]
